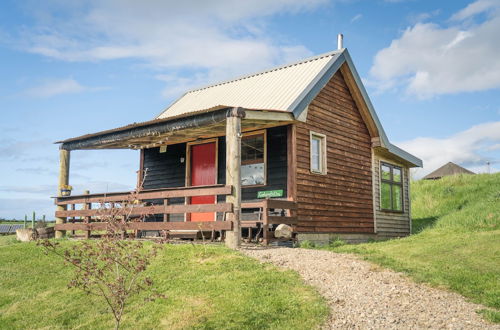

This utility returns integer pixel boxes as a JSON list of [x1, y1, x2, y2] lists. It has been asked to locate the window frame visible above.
[[309, 131, 327, 175], [379, 161, 404, 213], [241, 129, 267, 188]]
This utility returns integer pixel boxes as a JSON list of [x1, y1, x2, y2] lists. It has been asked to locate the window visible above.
[[241, 131, 266, 186], [310, 131, 327, 174], [380, 162, 403, 212]]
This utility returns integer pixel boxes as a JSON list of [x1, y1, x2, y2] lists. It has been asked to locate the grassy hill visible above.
[[332, 173, 500, 322], [0, 237, 327, 329]]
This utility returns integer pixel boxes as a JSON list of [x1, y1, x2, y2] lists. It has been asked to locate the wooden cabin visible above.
[[53, 47, 422, 246]]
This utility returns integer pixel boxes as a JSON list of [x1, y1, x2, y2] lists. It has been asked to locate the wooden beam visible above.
[[267, 216, 298, 225], [225, 108, 243, 249], [55, 221, 233, 231], [56, 185, 232, 205], [287, 124, 297, 202], [244, 110, 294, 122], [55, 202, 233, 218], [262, 199, 269, 245], [137, 149, 144, 188], [55, 149, 70, 238], [266, 199, 297, 210]]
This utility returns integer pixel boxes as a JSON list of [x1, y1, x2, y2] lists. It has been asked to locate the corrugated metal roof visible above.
[[157, 50, 342, 119]]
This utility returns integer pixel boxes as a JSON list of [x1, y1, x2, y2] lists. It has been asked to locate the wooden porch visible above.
[[54, 184, 297, 244], [54, 107, 297, 248]]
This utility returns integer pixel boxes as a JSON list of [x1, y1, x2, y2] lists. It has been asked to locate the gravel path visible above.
[[241, 247, 499, 329]]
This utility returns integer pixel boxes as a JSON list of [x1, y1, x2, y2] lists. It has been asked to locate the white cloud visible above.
[[369, 0, 500, 98], [396, 121, 500, 178], [450, 0, 498, 21], [23, 78, 102, 98], [351, 14, 362, 23], [13, 0, 327, 96]]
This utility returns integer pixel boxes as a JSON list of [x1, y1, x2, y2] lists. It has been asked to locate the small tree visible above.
[[39, 171, 165, 329]]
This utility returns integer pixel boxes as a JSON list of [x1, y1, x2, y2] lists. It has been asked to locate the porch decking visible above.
[[54, 184, 297, 244]]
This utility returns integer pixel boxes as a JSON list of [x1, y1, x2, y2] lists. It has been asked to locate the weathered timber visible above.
[[55, 202, 233, 218], [295, 70, 374, 233], [55, 185, 232, 205], [55, 149, 70, 238], [267, 216, 298, 225], [55, 221, 233, 232], [373, 151, 411, 237], [287, 124, 297, 201], [225, 108, 242, 248]]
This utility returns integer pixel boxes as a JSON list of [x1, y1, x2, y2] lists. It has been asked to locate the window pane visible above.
[[241, 163, 265, 186], [381, 182, 392, 209], [311, 137, 321, 172], [393, 168, 402, 182], [381, 164, 391, 180], [392, 185, 402, 211], [242, 134, 264, 163]]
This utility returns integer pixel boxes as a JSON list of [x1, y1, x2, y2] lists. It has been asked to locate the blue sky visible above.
[[0, 0, 499, 219]]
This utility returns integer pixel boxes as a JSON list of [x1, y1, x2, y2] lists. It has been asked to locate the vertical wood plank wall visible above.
[[295, 71, 374, 233], [217, 126, 288, 201], [372, 152, 411, 237]]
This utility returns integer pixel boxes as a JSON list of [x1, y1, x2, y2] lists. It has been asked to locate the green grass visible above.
[[324, 173, 500, 322], [0, 238, 328, 329]]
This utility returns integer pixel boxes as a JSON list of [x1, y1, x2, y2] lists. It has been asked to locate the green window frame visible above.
[[380, 162, 404, 212]]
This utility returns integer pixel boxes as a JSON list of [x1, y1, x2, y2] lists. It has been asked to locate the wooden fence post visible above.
[[225, 107, 244, 249], [55, 149, 70, 238], [262, 199, 269, 245], [83, 190, 91, 239]]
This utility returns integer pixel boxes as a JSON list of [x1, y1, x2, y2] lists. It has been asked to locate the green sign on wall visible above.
[[257, 189, 284, 199]]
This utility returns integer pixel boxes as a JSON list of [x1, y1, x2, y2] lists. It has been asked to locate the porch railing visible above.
[[54, 184, 298, 244], [54, 184, 234, 236], [242, 199, 297, 244]]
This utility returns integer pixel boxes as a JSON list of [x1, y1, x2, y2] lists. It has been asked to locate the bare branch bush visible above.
[[38, 169, 166, 330]]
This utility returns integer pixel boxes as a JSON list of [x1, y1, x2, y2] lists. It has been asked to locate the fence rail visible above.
[[54, 184, 297, 244], [54, 184, 233, 238], [242, 199, 297, 244]]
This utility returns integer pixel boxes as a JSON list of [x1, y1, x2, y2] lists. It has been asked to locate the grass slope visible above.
[[331, 173, 500, 322], [0, 237, 327, 329]]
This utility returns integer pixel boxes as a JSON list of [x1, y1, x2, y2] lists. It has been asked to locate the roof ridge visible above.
[[186, 49, 342, 94]]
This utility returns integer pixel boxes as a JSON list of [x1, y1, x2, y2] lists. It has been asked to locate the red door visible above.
[[189, 142, 216, 221]]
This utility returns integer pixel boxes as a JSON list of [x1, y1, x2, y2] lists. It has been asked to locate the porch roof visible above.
[[56, 107, 294, 151]]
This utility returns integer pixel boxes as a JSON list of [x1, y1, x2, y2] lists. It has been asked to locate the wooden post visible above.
[[83, 190, 91, 239], [262, 199, 269, 245], [70, 204, 76, 236], [287, 124, 297, 204], [225, 107, 244, 249], [55, 149, 70, 238], [32, 211, 35, 229]]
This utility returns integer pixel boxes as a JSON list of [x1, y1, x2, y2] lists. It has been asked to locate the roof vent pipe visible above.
[[337, 33, 344, 50]]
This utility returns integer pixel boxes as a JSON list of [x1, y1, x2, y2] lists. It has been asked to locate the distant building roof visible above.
[[423, 162, 475, 180]]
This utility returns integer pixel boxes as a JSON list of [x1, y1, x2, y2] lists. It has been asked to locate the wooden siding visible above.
[[295, 71, 374, 233], [143, 143, 187, 221], [373, 151, 411, 237], [217, 125, 288, 201], [143, 126, 287, 206], [143, 143, 186, 190]]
